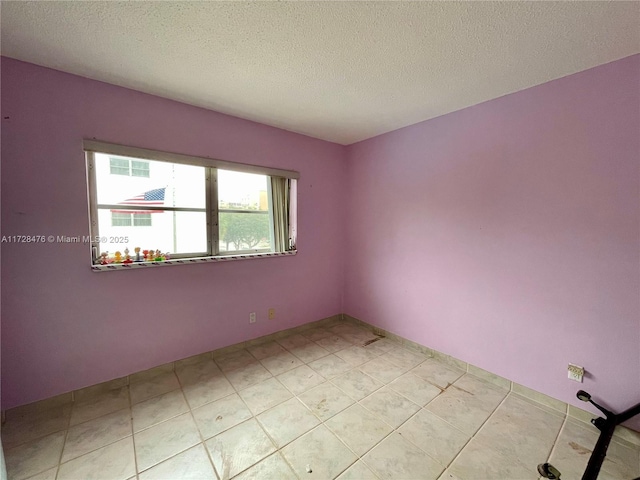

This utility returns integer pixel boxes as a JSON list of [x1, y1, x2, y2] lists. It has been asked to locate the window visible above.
[[86, 141, 298, 264], [109, 157, 150, 177], [111, 212, 152, 227]]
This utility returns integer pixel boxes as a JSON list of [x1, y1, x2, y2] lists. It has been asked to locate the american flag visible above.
[[110, 187, 166, 214]]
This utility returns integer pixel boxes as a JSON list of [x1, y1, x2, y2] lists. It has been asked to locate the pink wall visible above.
[[3, 55, 638, 429], [0, 58, 346, 410], [344, 55, 640, 429]]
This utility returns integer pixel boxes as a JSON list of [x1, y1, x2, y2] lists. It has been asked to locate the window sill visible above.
[[91, 250, 297, 272]]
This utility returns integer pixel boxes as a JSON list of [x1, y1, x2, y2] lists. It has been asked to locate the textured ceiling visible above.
[[1, 1, 639, 145]]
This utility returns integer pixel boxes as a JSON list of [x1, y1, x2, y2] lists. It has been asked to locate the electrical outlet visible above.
[[249, 312, 256, 324], [568, 363, 584, 382], [268, 308, 275, 320]]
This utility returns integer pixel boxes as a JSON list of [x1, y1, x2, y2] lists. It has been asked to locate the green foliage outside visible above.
[[219, 212, 269, 250]]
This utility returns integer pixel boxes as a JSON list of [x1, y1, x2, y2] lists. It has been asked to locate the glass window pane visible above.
[[97, 209, 207, 256], [218, 170, 269, 212], [131, 160, 150, 178], [133, 213, 152, 226], [219, 212, 271, 252], [111, 212, 131, 226], [95, 153, 205, 208], [109, 157, 130, 176]]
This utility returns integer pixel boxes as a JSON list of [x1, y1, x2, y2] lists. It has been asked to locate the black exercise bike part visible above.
[[537, 390, 640, 480]]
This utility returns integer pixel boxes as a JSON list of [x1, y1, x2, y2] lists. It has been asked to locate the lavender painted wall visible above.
[[0, 58, 346, 410], [344, 55, 640, 428]]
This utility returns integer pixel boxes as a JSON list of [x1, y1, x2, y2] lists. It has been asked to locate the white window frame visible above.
[[85, 140, 299, 265]]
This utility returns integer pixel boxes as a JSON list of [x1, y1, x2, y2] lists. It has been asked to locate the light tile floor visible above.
[[3, 322, 639, 480]]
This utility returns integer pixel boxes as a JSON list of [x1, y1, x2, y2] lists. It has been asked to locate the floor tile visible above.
[[360, 387, 420, 428], [454, 373, 509, 397], [411, 360, 465, 389], [180, 371, 235, 410], [298, 382, 355, 421], [308, 354, 352, 379], [259, 351, 304, 376], [331, 369, 383, 401], [363, 337, 396, 353], [325, 404, 393, 455], [281, 425, 357, 479], [5, 431, 65, 480], [62, 408, 131, 462], [214, 349, 257, 373], [399, 409, 470, 466], [129, 372, 180, 405], [134, 412, 200, 471], [22, 467, 58, 480], [472, 393, 563, 470], [426, 380, 505, 435], [439, 468, 466, 480], [246, 341, 286, 360], [276, 333, 312, 350], [238, 377, 293, 415], [233, 452, 298, 480], [289, 342, 331, 363], [276, 364, 326, 395], [205, 418, 276, 478], [606, 437, 640, 477], [334, 345, 380, 366], [315, 335, 354, 353], [225, 362, 272, 391], [384, 347, 428, 370], [57, 436, 135, 480], [257, 398, 320, 447], [447, 436, 534, 479], [363, 432, 444, 480], [10, 322, 626, 480], [360, 357, 410, 384], [388, 372, 442, 406], [328, 323, 359, 336], [1, 404, 71, 450], [70, 387, 129, 426], [138, 444, 215, 480], [337, 328, 379, 345], [547, 420, 603, 478], [175, 359, 222, 385], [132, 389, 189, 432], [600, 455, 640, 480], [192, 393, 252, 439], [301, 327, 334, 342], [336, 460, 380, 480]]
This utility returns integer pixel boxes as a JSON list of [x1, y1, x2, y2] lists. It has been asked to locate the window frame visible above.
[[85, 140, 298, 265]]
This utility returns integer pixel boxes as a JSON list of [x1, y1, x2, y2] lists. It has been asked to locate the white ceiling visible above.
[[1, 1, 639, 145]]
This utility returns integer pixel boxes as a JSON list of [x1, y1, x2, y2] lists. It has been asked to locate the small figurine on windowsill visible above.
[[99, 252, 109, 265], [113, 251, 122, 263], [147, 248, 154, 261], [134, 247, 142, 262], [154, 249, 163, 261], [164, 252, 171, 260], [123, 248, 133, 264]]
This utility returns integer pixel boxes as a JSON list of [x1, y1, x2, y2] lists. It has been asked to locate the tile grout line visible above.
[[53, 397, 74, 480], [128, 381, 140, 480], [442, 387, 512, 474], [174, 371, 222, 480], [544, 413, 569, 467]]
